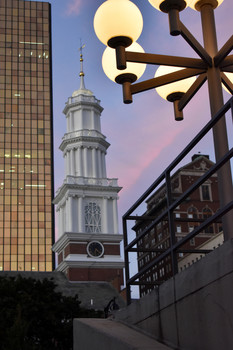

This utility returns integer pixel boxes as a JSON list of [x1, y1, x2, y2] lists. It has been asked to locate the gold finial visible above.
[[79, 40, 85, 77]]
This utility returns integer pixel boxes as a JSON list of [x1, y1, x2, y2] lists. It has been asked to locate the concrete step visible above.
[[74, 318, 173, 350]]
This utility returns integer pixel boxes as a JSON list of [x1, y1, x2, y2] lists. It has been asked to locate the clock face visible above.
[[87, 241, 104, 258]]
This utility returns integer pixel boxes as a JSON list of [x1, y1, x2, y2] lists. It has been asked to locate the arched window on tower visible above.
[[85, 202, 101, 233]]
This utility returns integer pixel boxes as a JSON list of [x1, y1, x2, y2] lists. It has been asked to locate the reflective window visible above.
[[0, 0, 54, 272]]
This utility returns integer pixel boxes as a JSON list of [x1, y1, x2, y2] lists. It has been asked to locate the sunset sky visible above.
[[43, 0, 233, 234]]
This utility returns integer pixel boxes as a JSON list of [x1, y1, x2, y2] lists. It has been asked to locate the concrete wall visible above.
[[73, 318, 173, 350], [115, 239, 233, 350]]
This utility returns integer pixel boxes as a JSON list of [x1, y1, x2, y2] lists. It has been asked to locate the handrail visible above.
[[123, 96, 233, 304]]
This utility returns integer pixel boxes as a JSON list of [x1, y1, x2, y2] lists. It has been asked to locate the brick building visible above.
[[134, 154, 221, 297]]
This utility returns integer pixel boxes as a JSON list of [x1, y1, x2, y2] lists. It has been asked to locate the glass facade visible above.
[[0, 0, 54, 271]]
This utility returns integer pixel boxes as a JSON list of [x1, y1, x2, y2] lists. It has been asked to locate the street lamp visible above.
[[94, 0, 233, 240]]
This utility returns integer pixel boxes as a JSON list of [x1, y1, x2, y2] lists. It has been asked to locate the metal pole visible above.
[[123, 217, 131, 304], [201, 4, 233, 240]]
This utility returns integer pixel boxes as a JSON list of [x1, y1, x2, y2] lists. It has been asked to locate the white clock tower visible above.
[[52, 52, 124, 291]]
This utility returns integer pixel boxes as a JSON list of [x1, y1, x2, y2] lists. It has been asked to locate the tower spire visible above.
[[79, 41, 86, 90]]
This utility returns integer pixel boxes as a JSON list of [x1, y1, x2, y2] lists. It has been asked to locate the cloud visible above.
[[104, 85, 210, 218], [65, 0, 83, 16], [106, 93, 184, 194]]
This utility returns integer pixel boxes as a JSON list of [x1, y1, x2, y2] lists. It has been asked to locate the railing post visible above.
[[123, 217, 131, 305], [165, 172, 178, 276]]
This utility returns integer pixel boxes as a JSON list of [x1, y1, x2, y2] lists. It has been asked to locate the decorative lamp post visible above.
[[94, 0, 233, 240]]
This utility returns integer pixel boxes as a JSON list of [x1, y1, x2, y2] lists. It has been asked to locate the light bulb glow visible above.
[[155, 66, 196, 100], [102, 42, 146, 82], [148, 0, 163, 11], [222, 72, 233, 94], [94, 0, 143, 46]]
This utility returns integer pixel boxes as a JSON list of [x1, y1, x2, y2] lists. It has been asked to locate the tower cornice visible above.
[[63, 95, 103, 115], [59, 133, 110, 153], [54, 177, 122, 205]]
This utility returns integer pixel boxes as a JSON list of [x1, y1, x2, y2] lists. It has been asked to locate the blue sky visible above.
[[42, 0, 233, 234]]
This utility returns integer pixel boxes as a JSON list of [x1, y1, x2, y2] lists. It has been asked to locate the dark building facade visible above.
[[0, 0, 54, 271], [134, 155, 221, 297]]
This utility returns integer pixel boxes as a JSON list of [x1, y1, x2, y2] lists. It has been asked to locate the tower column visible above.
[[67, 150, 71, 176], [58, 207, 63, 237], [70, 111, 74, 131], [70, 149, 75, 176], [103, 197, 108, 233], [66, 115, 69, 133], [66, 196, 73, 232], [92, 148, 97, 178], [84, 147, 88, 177], [68, 113, 73, 133], [113, 198, 119, 234], [78, 196, 84, 232], [65, 151, 68, 176], [77, 147, 82, 176], [97, 150, 102, 178], [102, 151, 107, 178], [60, 205, 65, 235]]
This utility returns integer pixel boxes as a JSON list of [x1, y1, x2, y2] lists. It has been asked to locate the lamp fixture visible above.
[[102, 42, 146, 103], [94, 0, 143, 47], [94, 0, 233, 241], [94, 0, 233, 118]]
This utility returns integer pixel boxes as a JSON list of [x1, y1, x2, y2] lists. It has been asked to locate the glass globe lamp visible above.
[[94, 0, 143, 47], [102, 42, 146, 83], [155, 65, 196, 100]]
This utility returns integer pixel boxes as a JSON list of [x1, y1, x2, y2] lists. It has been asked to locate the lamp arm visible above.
[[214, 36, 233, 67], [219, 55, 233, 70], [179, 21, 212, 67], [221, 72, 233, 95], [222, 66, 233, 74], [125, 51, 207, 69], [130, 68, 205, 95], [178, 73, 207, 111]]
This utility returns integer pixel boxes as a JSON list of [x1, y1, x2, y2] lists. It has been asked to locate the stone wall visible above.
[[115, 239, 233, 350]]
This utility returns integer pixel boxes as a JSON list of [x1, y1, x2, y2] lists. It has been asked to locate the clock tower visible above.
[[52, 51, 124, 291]]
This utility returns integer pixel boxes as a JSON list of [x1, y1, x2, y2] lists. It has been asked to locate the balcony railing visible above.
[[123, 96, 233, 305]]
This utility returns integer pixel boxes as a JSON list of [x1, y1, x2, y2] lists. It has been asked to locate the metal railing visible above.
[[123, 97, 233, 305]]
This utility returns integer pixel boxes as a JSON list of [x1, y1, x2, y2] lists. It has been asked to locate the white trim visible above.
[[52, 232, 123, 252], [55, 258, 125, 272]]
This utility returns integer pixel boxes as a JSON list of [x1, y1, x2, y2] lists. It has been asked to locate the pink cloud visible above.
[[106, 94, 184, 191], [66, 0, 83, 16], [115, 123, 181, 192], [104, 86, 210, 217]]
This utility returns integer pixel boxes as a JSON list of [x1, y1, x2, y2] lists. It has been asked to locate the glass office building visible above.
[[0, 0, 54, 271]]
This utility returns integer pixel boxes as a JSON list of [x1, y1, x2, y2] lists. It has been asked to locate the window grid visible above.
[[0, 0, 54, 272]]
